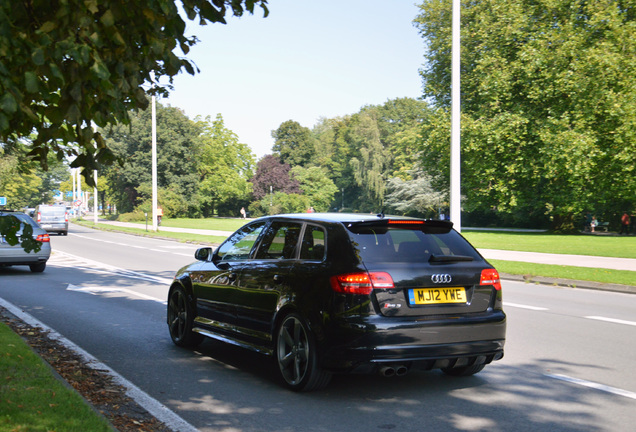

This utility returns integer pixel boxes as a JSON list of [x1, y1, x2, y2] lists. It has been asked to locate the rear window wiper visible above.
[[429, 254, 475, 263]]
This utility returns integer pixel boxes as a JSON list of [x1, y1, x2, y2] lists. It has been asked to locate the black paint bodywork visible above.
[[168, 213, 506, 374]]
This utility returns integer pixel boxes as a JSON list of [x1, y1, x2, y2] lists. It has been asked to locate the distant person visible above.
[[240, 207, 246, 219], [157, 206, 163, 226], [620, 212, 630, 234], [590, 216, 597, 233], [585, 212, 592, 232]]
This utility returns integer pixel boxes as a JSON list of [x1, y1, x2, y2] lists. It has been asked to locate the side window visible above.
[[216, 222, 266, 261], [255, 222, 302, 260], [300, 225, 326, 261]]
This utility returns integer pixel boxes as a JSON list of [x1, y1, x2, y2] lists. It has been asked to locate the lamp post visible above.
[[450, 0, 462, 232], [151, 95, 158, 231]]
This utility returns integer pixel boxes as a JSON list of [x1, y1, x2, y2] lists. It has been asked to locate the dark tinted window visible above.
[[300, 225, 326, 261], [255, 221, 302, 260], [348, 228, 481, 263], [216, 222, 266, 261], [0, 213, 38, 228], [39, 206, 67, 216]]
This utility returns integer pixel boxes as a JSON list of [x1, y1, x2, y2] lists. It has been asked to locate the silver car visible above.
[[35, 204, 69, 235], [0, 210, 51, 272]]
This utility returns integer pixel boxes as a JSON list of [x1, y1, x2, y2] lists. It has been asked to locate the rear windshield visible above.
[[347, 228, 481, 263], [0, 213, 38, 228], [39, 206, 67, 215]]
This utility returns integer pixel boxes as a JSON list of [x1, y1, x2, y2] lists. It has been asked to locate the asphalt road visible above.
[[1, 224, 635, 432]]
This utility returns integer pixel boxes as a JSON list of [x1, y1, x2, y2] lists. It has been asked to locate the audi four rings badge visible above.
[[431, 274, 452, 284]]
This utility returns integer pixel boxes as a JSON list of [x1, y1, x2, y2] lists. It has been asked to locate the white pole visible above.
[[151, 96, 158, 231], [72, 169, 76, 205], [93, 169, 98, 224], [78, 169, 83, 216], [450, 0, 462, 232]]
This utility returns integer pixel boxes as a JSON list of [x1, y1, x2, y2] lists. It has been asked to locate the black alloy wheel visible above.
[[167, 286, 203, 348], [276, 313, 331, 392]]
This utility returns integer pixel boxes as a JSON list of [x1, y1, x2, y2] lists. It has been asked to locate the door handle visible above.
[[273, 274, 283, 283]]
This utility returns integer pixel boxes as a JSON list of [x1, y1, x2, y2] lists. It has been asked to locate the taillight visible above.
[[36, 234, 50, 243], [37, 212, 41, 222], [65, 212, 68, 222], [330, 271, 394, 295], [480, 268, 501, 290], [388, 220, 424, 225]]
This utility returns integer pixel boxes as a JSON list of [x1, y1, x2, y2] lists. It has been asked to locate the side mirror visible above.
[[194, 247, 213, 261]]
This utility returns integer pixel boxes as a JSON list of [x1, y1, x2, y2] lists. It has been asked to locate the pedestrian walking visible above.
[[620, 211, 630, 234]]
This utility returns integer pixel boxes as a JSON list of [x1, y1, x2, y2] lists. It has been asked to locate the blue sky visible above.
[[165, 0, 424, 158]]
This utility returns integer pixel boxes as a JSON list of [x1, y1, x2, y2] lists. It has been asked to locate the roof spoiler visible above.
[[345, 218, 454, 233]]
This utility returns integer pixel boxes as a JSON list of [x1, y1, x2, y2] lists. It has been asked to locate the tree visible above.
[[196, 114, 255, 216], [249, 155, 301, 200], [415, 0, 636, 230], [0, 0, 268, 186], [272, 120, 316, 167], [101, 103, 200, 215], [384, 168, 445, 217], [290, 166, 339, 212], [347, 109, 388, 210]]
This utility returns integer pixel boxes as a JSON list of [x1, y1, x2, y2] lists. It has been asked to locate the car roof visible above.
[[257, 212, 453, 227]]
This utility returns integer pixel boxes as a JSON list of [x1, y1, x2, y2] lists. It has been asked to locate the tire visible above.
[[167, 286, 203, 348], [276, 313, 331, 392], [29, 262, 46, 273], [441, 363, 485, 377]]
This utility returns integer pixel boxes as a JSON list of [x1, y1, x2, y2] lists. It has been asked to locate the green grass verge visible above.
[[0, 323, 112, 432], [491, 260, 636, 286], [463, 231, 636, 259], [74, 220, 227, 245], [75, 218, 636, 287], [157, 217, 248, 232]]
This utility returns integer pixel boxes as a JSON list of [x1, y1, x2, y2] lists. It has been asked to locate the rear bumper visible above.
[[320, 311, 506, 373], [41, 224, 68, 234], [0, 246, 51, 266]]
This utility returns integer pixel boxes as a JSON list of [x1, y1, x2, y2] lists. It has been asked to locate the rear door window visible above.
[[254, 221, 303, 260], [299, 225, 326, 261]]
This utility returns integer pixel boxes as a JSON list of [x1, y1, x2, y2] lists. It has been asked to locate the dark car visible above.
[[0, 210, 51, 272], [167, 213, 506, 391]]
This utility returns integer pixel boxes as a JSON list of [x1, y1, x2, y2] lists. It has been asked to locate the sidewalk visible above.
[[85, 219, 636, 294]]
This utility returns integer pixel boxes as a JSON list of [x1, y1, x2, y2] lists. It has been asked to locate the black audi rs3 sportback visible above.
[[167, 213, 506, 391]]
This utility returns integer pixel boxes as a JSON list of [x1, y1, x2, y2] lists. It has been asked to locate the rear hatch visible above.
[[38, 207, 67, 227], [345, 219, 500, 317]]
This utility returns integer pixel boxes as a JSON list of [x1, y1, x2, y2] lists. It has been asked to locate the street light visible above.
[[450, 0, 461, 232]]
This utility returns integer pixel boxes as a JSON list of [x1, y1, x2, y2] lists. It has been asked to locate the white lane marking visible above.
[[503, 302, 549, 311], [66, 284, 165, 304], [52, 251, 173, 285], [0, 297, 199, 432], [69, 233, 196, 258], [71, 233, 195, 254], [585, 316, 636, 327], [546, 374, 636, 400]]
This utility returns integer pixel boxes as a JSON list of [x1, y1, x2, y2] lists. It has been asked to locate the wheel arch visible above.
[[167, 276, 197, 322]]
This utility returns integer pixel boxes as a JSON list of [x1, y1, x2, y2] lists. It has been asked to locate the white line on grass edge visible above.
[[0, 297, 198, 432]]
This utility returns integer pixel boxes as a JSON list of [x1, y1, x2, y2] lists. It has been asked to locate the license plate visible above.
[[409, 287, 467, 305]]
